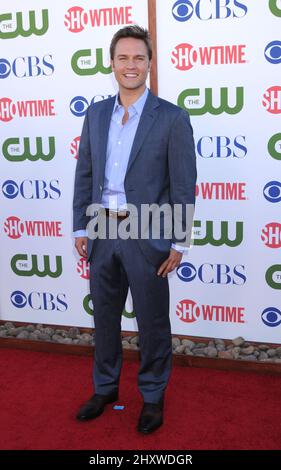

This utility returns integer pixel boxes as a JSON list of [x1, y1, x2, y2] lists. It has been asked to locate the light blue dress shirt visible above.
[[101, 87, 149, 210], [74, 88, 185, 253]]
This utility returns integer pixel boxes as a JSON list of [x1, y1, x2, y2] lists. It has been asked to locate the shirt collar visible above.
[[113, 87, 149, 116]]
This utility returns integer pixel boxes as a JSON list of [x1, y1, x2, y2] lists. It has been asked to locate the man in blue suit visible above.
[[73, 25, 196, 434]]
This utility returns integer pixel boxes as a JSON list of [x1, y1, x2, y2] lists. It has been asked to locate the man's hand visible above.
[[157, 248, 183, 278], [75, 237, 88, 258]]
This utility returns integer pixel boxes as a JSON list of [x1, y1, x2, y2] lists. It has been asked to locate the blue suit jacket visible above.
[[73, 90, 197, 266]]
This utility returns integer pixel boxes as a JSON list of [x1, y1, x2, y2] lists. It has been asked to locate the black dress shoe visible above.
[[137, 400, 164, 434], [76, 391, 118, 421]]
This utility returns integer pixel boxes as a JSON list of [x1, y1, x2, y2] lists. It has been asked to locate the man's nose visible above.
[[126, 59, 137, 68]]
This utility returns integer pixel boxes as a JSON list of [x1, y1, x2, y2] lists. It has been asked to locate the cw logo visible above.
[[11, 254, 62, 278], [122, 289, 135, 319], [269, 0, 281, 16], [193, 220, 244, 247], [266, 264, 281, 289], [0, 10, 49, 39], [2, 137, 55, 162], [178, 87, 244, 115], [268, 133, 281, 161], [83, 290, 136, 318], [71, 49, 112, 76], [83, 294, 93, 316]]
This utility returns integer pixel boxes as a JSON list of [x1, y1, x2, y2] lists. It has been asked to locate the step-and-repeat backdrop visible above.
[[1, 1, 280, 342]]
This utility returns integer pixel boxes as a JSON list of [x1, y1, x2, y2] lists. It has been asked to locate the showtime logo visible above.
[[262, 86, 281, 114], [0, 97, 55, 122], [261, 223, 281, 248], [77, 258, 90, 279], [196, 182, 246, 200], [70, 137, 80, 159], [64, 6, 133, 33], [172, 43, 246, 71], [176, 299, 245, 324], [4, 216, 62, 239]]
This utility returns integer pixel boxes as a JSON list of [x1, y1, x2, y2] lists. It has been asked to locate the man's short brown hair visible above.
[[110, 25, 152, 60]]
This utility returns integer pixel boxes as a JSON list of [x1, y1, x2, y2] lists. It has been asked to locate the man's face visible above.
[[111, 37, 151, 93]]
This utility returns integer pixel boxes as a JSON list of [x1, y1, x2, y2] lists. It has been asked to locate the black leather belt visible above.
[[104, 208, 129, 219]]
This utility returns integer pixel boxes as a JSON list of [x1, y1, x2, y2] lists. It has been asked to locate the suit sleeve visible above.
[[168, 109, 197, 247], [73, 108, 92, 231]]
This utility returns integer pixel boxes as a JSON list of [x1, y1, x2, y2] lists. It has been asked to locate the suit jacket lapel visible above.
[[126, 91, 160, 175], [98, 96, 115, 183]]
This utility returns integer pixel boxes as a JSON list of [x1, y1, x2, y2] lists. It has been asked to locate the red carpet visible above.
[[0, 348, 280, 450]]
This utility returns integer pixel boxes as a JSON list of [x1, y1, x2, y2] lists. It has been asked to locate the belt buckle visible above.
[[108, 210, 118, 219], [108, 209, 128, 218], [117, 210, 127, 218]]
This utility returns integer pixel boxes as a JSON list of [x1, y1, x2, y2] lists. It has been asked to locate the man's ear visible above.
[[110, 59, 114, 71]]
